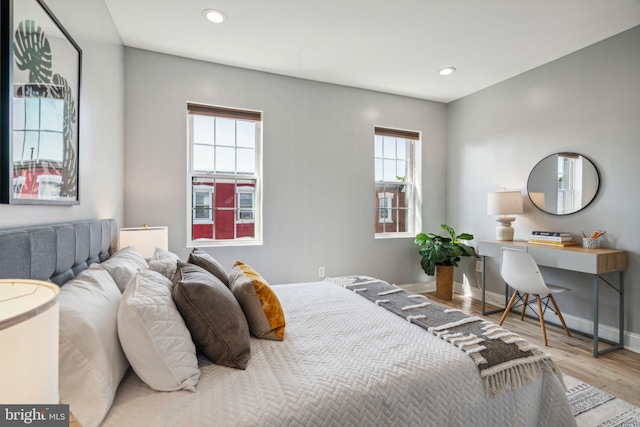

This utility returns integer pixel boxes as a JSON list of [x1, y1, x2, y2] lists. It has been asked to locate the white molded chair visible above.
[[499, 248, 571, 346]]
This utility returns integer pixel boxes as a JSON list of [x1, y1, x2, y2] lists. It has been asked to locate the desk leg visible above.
[[619, 271, 624, 351], [593, 275, 599, 358], [481, 256, 487, 315], [592, 271, 625, 358], [481, 255, 506, 315]]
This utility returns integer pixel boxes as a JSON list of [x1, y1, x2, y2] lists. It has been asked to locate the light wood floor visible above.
[[426, 292, 640, 407]]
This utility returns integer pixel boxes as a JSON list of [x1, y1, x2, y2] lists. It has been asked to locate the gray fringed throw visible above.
[[328, 276, 565, 398]]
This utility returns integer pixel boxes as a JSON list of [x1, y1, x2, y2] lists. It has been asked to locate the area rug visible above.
[[565, 375, 640, 426]]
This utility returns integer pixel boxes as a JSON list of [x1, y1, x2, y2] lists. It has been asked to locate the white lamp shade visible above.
[[0, 279, 59, 404], [119, 226, 168, 259], [487, 191, 524, 215]]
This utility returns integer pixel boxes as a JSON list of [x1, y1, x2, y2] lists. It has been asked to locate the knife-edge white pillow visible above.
[[101, 246, 148, 292], [118, 269, 200, 392], [59, 264, 129, 427]]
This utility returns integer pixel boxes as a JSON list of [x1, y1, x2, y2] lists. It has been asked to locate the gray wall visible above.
[[0, 0, 125, 228], [123, 48, 448, 285], [448, 26, 640, 344]]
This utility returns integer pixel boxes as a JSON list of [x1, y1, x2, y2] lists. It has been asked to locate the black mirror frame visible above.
[[527, 152, 601, 216]]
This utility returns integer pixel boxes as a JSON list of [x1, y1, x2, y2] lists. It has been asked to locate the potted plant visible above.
[[414, 224, 479, 300]]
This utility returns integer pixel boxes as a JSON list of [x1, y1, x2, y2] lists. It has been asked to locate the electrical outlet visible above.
[[475, 260, 483, 273], [317, 266, 325, 278]]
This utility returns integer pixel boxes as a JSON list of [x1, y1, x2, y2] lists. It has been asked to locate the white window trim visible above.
[[186, 104, 263, 247], [236, 187, 255, 224], [37, 174, 62, 199], [13, 176, 26, 195], [192, 185, 213, 224], [378, 192, 394, 223], [374, 127, 422, 239]]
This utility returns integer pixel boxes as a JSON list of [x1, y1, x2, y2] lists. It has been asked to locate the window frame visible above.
[[192, 185, 213, 224], [187, 103, 263, 247], [236, 187, 255, 224], [374, 126, 421, 239], [378, 192, 394, 224]]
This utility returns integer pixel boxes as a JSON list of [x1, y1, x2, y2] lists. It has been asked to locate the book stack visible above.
[[529, 231, 578, 246]]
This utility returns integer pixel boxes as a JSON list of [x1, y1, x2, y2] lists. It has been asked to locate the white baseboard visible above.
[[398, 282, 435, 294], [460, 284, 640, 354], [399, 281, 640, 354]]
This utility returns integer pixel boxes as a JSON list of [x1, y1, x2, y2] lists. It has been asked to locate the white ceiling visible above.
[[104, 0, 640, 103]]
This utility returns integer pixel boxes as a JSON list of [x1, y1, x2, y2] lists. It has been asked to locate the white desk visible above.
[[478, 240, 627, 357]]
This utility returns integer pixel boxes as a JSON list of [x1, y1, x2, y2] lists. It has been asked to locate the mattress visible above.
[[101, 281, 575, 427]]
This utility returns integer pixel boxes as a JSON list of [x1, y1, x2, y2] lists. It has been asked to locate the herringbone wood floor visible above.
[[426, 292, 640, 407]]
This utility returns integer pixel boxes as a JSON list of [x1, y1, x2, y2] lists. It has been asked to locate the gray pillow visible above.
[[187, 248, 229, 287], [172, 262, 251, 369]]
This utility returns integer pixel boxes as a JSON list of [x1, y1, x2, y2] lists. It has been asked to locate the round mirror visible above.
[[527, 152, 600, 215]]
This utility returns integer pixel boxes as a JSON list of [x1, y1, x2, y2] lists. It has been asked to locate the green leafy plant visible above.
[[414, 224, 479, 276]]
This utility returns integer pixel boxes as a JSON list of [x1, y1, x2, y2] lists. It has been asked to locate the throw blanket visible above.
[[328, 276, 565, 397]]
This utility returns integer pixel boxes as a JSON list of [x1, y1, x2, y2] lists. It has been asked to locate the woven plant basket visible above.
[[435, 265, 455, 300]]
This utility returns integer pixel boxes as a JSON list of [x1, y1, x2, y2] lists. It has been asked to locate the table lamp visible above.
[[118, 226, 169, 259], [0, 279, 60, 404], [487, 191, 523, 241]]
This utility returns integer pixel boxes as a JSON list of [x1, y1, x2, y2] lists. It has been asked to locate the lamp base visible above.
[[495, 216, 516, 241]]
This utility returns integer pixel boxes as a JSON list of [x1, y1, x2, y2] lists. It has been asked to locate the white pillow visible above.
[[147, 247, 181, 280], [118, 269, 200, 391], [59, 265, 129, 427], [101, 246, 148, 292]]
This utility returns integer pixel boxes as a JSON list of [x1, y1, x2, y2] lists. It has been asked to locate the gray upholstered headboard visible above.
[[0, 219, 117, 286]]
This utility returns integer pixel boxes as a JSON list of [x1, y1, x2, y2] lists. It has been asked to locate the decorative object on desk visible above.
[[487, 190, 523, 241], [581, 230, 604, 249], [529, 231, 577, 246], [414, 224, 478, 300], [528, 239, 578, 247], [119, 225, 169, 259], [0, 279, 60, 403], [527, 152, 600, 216], [1, 0, 82, 205], [582, 238, 600, 249], [532, 231, 571, 238]]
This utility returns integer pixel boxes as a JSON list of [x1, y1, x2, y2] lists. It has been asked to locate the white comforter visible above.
[[102, 281, 576, 427]]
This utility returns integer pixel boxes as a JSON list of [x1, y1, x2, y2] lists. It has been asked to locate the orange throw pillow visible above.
[[229, 261, 285, 341]]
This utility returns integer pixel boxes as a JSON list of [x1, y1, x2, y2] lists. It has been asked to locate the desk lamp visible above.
[[487, 191, 523, 241]]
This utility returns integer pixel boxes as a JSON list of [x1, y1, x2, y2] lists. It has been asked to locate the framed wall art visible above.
[[1, 0, 81, 205]]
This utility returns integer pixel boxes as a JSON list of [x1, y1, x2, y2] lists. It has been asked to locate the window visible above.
[[37, 174, 62, 199], [192, 185, 213, 223], [13, 176, 26, 196], [188, 103, 262, 245], [378, 192, 393, 223], [374, 127, 421, 237], [237, 187, 255, 223], [557, 153, 581, 215]]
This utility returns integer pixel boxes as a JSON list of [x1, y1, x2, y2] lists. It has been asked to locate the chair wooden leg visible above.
[[521, 293, 529, 320], [549, 294, 572, 337], [537, 295, 548, 346], [499, 291, 519, 326]]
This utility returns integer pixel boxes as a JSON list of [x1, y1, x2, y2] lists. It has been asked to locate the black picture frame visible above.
[[1, 0, 81, 205]]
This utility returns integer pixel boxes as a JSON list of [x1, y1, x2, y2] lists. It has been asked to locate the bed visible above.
[[0, 219, 576, 427]]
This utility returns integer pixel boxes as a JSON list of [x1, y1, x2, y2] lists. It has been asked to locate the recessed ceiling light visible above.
[[203, 9, 226, 24], [438, 67, 456, 76]]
